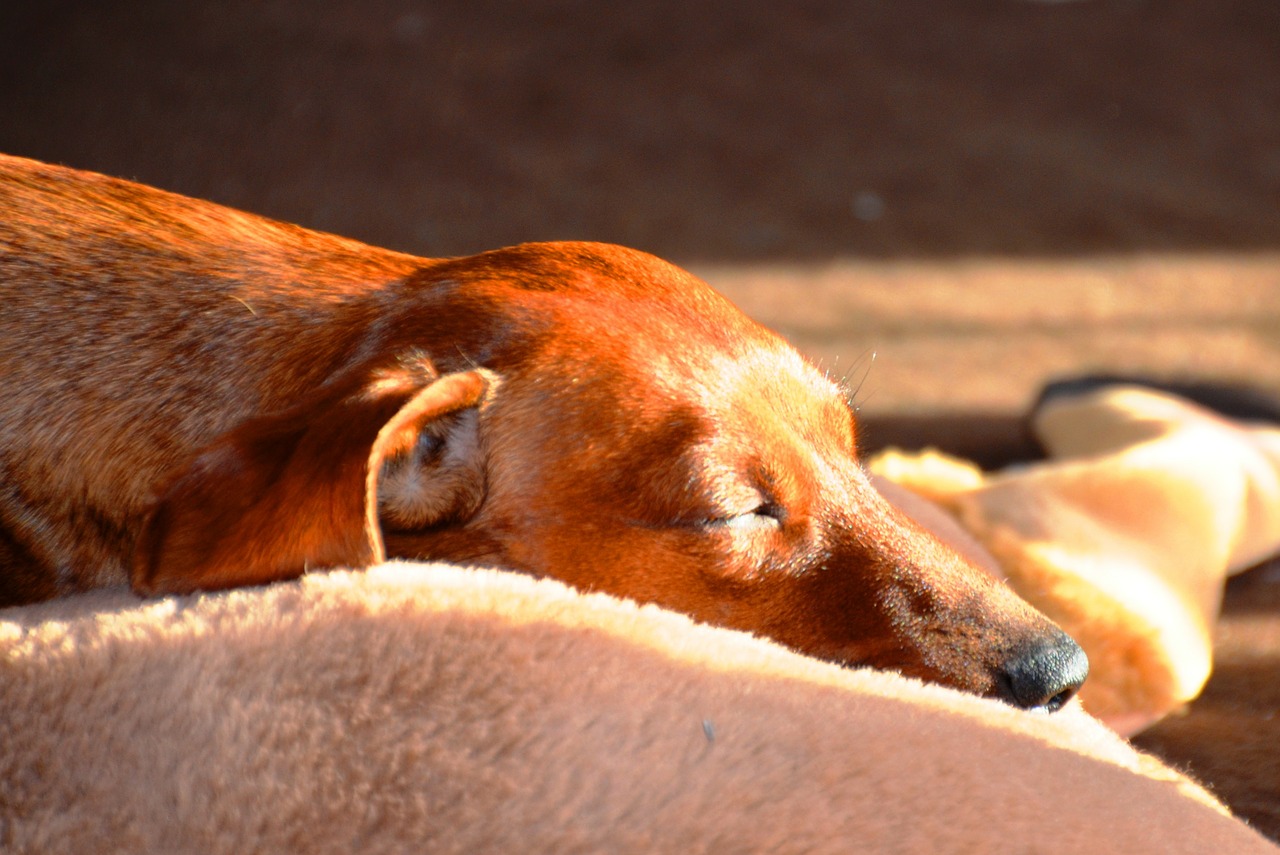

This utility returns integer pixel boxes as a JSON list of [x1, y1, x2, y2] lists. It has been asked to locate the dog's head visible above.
[[135, 242, 1086, 711]]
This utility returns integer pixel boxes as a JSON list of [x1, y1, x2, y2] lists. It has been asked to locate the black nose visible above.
[[999, 631, 1089, 712]]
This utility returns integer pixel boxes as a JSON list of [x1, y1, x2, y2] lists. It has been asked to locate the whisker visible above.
[[838, 350, 877, 414]]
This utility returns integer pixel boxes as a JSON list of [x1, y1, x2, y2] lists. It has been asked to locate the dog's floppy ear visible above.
[[132, 367, 494, 596]]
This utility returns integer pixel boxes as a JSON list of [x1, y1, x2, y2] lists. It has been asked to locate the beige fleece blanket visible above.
[[2, 562, 1273, 854], [871, 385, 1280, 735]]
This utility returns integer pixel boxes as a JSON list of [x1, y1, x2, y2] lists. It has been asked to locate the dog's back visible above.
[[0, 155, 423, 600]]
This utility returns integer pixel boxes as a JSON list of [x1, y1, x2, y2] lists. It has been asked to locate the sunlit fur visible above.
[[0, 154, 1078, 705]]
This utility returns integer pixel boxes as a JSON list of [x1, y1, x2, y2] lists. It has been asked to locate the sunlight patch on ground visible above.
[[689, 254, 1280, 414]]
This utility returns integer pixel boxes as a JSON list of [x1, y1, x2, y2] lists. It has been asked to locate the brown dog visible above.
[[0, 154, 1086, 710]]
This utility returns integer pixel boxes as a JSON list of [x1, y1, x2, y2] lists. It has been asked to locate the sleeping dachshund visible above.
[[0, 154, 1087, 711]]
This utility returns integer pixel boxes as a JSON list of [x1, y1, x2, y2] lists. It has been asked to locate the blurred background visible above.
[[3, 0, 1280, 833], [3, 0, 1278, 459]]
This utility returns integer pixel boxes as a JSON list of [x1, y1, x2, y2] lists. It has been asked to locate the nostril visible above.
[[1000, 631, 1090, 712]]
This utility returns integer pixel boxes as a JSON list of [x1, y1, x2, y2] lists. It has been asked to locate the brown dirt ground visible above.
[[2, 0, 1279, 839]]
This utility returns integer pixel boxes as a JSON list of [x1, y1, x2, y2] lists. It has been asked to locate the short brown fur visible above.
[[0, 154, 1079, 704]]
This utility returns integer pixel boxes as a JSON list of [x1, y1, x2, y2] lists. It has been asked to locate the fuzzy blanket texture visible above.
[[3, 562, 1275, 854]]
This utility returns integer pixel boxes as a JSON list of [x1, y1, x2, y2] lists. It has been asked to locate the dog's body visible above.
[[0, 154, 1086, 709]]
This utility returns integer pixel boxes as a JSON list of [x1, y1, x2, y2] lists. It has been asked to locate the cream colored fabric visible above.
[[4, 562, 1273, 853], [871, 385, 1280, 735]]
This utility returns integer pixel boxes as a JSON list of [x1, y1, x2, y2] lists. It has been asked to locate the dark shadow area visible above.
[[859, 412, 1039, 470], [1, 0, 1277, 262], [1134, 560, 1280, 843]]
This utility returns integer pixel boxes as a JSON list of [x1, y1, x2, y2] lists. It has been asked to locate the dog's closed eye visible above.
[[718, 508, 782, 532], [704, 492, 784, 533]]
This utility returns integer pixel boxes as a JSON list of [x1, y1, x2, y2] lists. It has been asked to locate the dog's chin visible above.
[[382, 526, 508, 571]]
